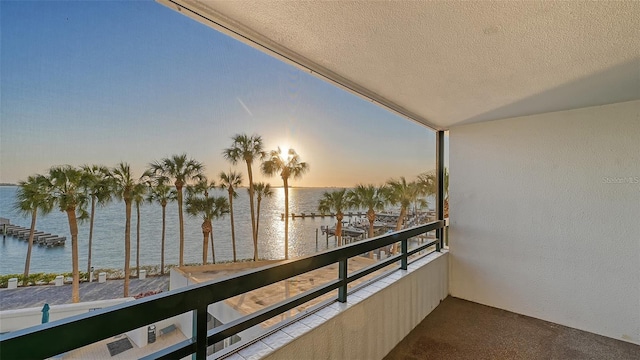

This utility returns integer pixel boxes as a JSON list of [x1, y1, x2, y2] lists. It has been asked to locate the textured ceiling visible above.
[[159, 0, 640, 130]]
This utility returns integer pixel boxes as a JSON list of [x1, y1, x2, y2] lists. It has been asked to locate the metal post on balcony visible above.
[[401, 238, 408, 270], [194, 305, 208, 360], [436, 130, 445, 251], [338, 258, 348, 303]]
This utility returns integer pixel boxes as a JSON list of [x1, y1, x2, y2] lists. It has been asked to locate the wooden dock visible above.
[[281, 212, 368, 220], [1, 221, 66, 247]]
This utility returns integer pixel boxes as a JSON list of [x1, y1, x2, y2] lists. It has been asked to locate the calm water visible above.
[[0, 186, 351, 274]]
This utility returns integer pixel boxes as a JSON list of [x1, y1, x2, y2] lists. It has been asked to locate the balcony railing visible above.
[[0, 220, 444, 360]]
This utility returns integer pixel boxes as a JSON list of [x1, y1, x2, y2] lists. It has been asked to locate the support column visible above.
[[436, 130, 445, 249]]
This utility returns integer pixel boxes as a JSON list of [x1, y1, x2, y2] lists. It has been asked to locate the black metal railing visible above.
[[0, 220, 444, 360]]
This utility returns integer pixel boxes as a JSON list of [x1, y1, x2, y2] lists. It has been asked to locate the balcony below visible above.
[[384, 296, 640, 360]]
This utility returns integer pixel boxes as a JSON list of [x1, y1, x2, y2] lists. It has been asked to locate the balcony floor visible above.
[[384, 296, 639, 360]]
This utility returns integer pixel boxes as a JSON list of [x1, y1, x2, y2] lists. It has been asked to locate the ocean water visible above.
[[0, 186, 352, 275]]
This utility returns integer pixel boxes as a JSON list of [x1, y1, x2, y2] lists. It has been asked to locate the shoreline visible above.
[[0, 275, 170, 311], [0, 257, 286, 287]]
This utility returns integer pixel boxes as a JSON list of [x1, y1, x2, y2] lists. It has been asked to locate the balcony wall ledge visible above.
[[220, 250, 449, 360]]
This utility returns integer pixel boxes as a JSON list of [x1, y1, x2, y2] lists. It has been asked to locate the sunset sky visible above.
[[1, 1, 442, 187]]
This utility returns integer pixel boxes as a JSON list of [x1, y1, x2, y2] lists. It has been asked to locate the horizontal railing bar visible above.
[[0, 293, 202, 360], [0, 221, 443, 359], [208, 279, 342, 344], [406, 240, 440, 258], [140, 338, 196, 360], [347, 254, 402, 283], [335, 222, 442, 258]]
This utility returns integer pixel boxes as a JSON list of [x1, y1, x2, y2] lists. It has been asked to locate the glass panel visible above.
[[49, 311, 193, 360]]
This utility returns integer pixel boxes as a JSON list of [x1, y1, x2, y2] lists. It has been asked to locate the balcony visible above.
[[1, 222, 451, 359], [1, 2, 638, 359], [385, 297, 640, 360], [2, 218, 638, 359]]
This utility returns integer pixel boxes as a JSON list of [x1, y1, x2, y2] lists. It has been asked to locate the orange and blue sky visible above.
[[1, 0, 439, 187]]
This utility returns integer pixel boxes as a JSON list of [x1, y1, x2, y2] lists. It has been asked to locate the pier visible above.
[[281, 210, 436, 221], [281, 211, 368, 220], [1, 219, 66, 247]]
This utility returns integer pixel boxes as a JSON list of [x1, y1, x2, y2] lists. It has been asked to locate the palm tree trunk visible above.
[[395, 206, 407, 231], [367, 209, 375, 238], [161, 204, 166, 275], [87, 195, 96, 276], [124, 200, 132, 297], [392, 206, 407, 254], [136, 202, 141, 277], [66, 208, 80, 303], [336, 212, 343, 247], [229, 193, 237, 262], [255, 197, 261, 257], [246, 163, 257, 261], [210, 229, 215, 264], [177, 185, 185, 267], [283, 177, 289, 259], [367, 209, 375, 259], [23, 210, 37, 284], [201, 222, 208, 264]]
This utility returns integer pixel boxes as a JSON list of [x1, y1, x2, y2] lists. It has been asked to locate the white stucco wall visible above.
[[449, 100, 640, 344]]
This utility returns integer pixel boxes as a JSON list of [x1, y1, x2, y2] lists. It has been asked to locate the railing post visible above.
[[436, 130, 445, 250], [338, 258, 348, 303], [194, 305, 208, 360], [401, 238, 408, 270]]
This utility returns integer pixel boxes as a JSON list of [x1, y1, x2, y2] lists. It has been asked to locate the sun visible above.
[[275, 139, 305, 160], [279, 144, 291, 158]]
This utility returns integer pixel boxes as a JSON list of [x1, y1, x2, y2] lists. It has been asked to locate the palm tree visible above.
[[219, 171, 243, 262], [186, 195, 229, 264], [109, 162, 137, 297], [186, 177, 217, 262], [417, 171, 437, 198], [148, 154, 204, 266], [145, 180, 176, 275], [443, 168, 450, 218], [80, 165, 112, 278], [386, 177, 419, 253], [15, 174, 54, 284], [253, 182, 273, 246], [132, 182, 147, 277], [417, 168, 449, 218], [48, 165, 88, 303], [348, 184, 387, 239], [223, 134, 265, 261], [262, 147, 309, 259], [186, 177, 216, 199], [318, 189, 349, 246]]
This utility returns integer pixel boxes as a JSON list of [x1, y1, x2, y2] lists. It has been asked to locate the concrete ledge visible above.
[[0, 298, 135, 333], [226, 251, 449, 360]]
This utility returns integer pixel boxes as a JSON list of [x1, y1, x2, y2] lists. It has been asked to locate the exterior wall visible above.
[[449, 100, 640, 344], [169, 268, 190, 291], [261, 252, 449, 360], [126, 317, 179, 348], [208, 302, 264, 340], [0, 298, 134, 333], [169, 269, 193, 338]]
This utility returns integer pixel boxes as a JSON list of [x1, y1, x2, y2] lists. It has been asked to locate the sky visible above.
[[0, 0, 440, 187]]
